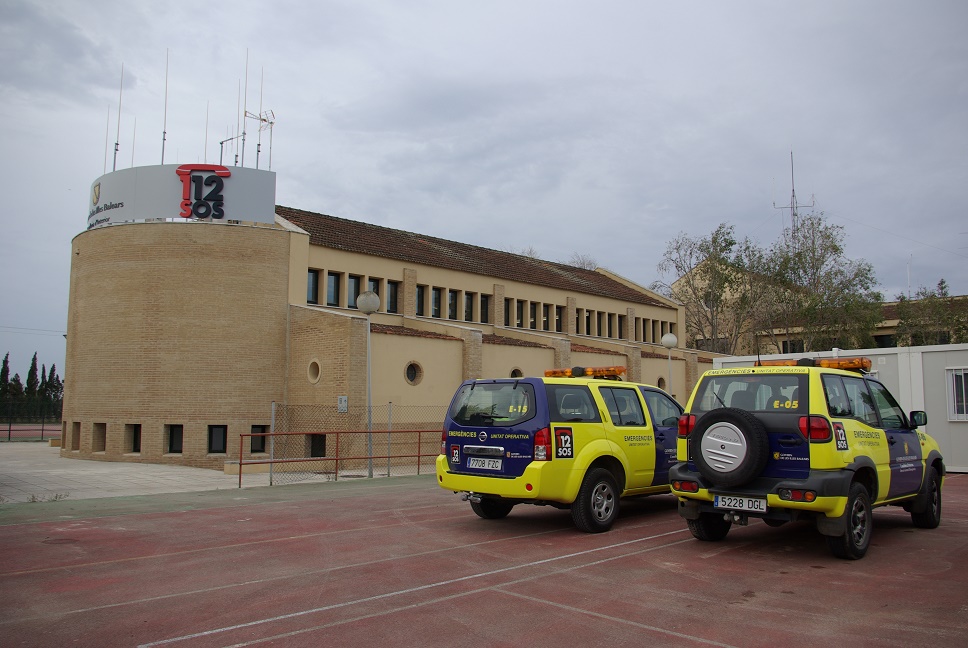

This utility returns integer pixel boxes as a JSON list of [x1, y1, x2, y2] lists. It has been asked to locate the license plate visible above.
[[713, 495, 767, 513], [467, 457, 502, 471]]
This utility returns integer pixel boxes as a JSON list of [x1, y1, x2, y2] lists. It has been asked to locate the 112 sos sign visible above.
[[176, 164, 231, 219]]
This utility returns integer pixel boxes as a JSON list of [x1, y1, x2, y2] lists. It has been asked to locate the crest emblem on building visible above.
[[91, 182, 101, 206]]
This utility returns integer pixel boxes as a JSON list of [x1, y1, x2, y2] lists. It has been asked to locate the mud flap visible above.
[[678, 498, 701, 520], [816, 513, 846, 537]]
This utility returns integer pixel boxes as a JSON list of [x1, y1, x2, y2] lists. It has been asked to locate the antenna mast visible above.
[[245, 67, 275, 170], [161, 49, 169, 164], [113, 63, 124, 171], [773, 151, 814, 245]]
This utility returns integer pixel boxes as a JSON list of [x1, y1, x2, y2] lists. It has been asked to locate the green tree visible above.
[[652, 223, 765, 355], [754, 213, 882, 352], [46, 364, 63, 402], [0, 352, 9, 399], [26, 352, 39, 399], [895, 279, 968, 346], [8, 373, 24, 399]]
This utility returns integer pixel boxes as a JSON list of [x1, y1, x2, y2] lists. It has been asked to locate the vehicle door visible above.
[[868, 378, 923, 499], [837, 375, 893, 500], [598, 385, 656, 489], [639, 387, 682, 485]]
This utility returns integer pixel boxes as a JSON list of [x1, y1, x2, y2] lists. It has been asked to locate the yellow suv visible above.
[[669, 357, 945, 559], [436, 367, 682, 532]]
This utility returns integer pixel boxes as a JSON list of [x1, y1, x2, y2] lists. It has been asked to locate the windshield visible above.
[[448, 381, 536, 426], [692, 374, 805, 414]]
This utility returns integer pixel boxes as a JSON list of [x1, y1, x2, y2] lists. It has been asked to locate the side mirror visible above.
[[909, 410, 927, 427]]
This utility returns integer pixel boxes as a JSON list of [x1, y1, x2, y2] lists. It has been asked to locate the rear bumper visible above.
[[669, 462, 852, 523], [435, 455, 579, 504]]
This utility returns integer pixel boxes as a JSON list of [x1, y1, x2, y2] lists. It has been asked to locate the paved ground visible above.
[[1, 441, 966, 647], [0, 442, 270, 503]]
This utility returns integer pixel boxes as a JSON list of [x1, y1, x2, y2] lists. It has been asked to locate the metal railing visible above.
[[236, 428, 441, 488]]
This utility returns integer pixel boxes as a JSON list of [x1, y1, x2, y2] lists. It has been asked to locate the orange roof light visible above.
[[544, 366, 627, 379], [754, 357, 872, 372]]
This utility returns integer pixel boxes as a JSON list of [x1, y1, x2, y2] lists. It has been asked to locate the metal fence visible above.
[[237, 402, 447, 486], [1, 398, 62, 441]]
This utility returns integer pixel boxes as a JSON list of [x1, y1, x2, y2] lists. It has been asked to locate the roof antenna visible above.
[[161, 49, 169, 164], [240, 49, 249, 167], [112, 63, 124, 171]]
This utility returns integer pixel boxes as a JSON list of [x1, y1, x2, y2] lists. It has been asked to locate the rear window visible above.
[[546, 384, 601, 423], [448, 382, 536, 426], [692, 373, 805, 415]]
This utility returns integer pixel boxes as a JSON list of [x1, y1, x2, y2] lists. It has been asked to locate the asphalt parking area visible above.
[[1, 474, 966, 647]]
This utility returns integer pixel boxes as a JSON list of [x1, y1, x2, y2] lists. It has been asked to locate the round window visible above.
[[405, 362, 423, 386], [308, 360, 321, 384], [510, 368, 523, 378]]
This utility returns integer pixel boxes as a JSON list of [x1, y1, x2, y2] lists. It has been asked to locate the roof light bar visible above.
[[544, 366, 627, 378], [754, 357, 872, 372]]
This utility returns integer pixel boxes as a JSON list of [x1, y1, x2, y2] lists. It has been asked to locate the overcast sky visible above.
[[2, 0, 967, 378]]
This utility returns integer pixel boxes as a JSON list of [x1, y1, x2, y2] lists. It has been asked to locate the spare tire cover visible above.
[[689, 408, 770, 488]]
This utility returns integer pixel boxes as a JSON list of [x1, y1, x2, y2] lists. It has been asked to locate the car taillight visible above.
[[678, 414, 696, 437], [798, 416, 832, 442], [440, 429, 447, 455], [779, 488, 817, 502], [533, 427, 551, 461]]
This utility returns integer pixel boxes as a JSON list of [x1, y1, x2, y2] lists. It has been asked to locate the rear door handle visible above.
[[778, 436, 803, 447]]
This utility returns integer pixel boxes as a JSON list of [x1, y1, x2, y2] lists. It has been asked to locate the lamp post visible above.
[[357, 290, 381, 478], [660, 333, 678, 397]]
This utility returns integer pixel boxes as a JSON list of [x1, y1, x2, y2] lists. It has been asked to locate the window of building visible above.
[[464, 292, 475, 321], [618, 315, 626, 339], [555, 306, 563, 332], [948, 368, 968, 421], [505, 298, 513, 326], [208, 425, 228, 454], [367, 277, 381, 296], [348, 274, 362, 308], [125, 423, 141, 453], [516, 300, 524, 328], [529, 302, 537, 329], [432, 287, 442, 318], [405, 362, 424, 385], [326, 272, 341, 307], [607, 313, 614, 338], [448, 290, 459, 320], [542, 304, 550, 331], [310, 434, 327, 457], [387, 281, 400, 313], [307, 269, 319, 304], [782, 339, 805, 354], [251, 424, 268, 453], [585, 311, 592, 336], [93, 423, 106, 452], [166, 424, 183, 454], [480, 294, 490, 324], [416, 285, 426, 316], [71, 422, 80, 450]]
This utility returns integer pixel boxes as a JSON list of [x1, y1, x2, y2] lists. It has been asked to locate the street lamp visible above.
[[357, 290, 381, 478], [660, 333, 678, 397]]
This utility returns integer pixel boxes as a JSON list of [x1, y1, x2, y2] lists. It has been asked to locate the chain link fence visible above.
[[1, 398, 62, 441], [239, 403, 447, 486]]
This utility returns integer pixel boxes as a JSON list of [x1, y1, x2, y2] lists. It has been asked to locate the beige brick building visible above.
[[62, 206, 710, 469]]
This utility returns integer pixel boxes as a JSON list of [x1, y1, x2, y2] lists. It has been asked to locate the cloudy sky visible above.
[[2, 0, 967, 378]]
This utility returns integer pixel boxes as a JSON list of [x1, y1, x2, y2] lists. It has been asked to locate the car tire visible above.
[[911, 466, 942, 529], [470, 498, 515, 520], [826, 482, 872, 560], [689, 408, 770, 488], [571, 468, 620, 533], [687, 512, 732, 541]]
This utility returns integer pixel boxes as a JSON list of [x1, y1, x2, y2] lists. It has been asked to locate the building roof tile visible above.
[[276, 206, 665, 307]]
